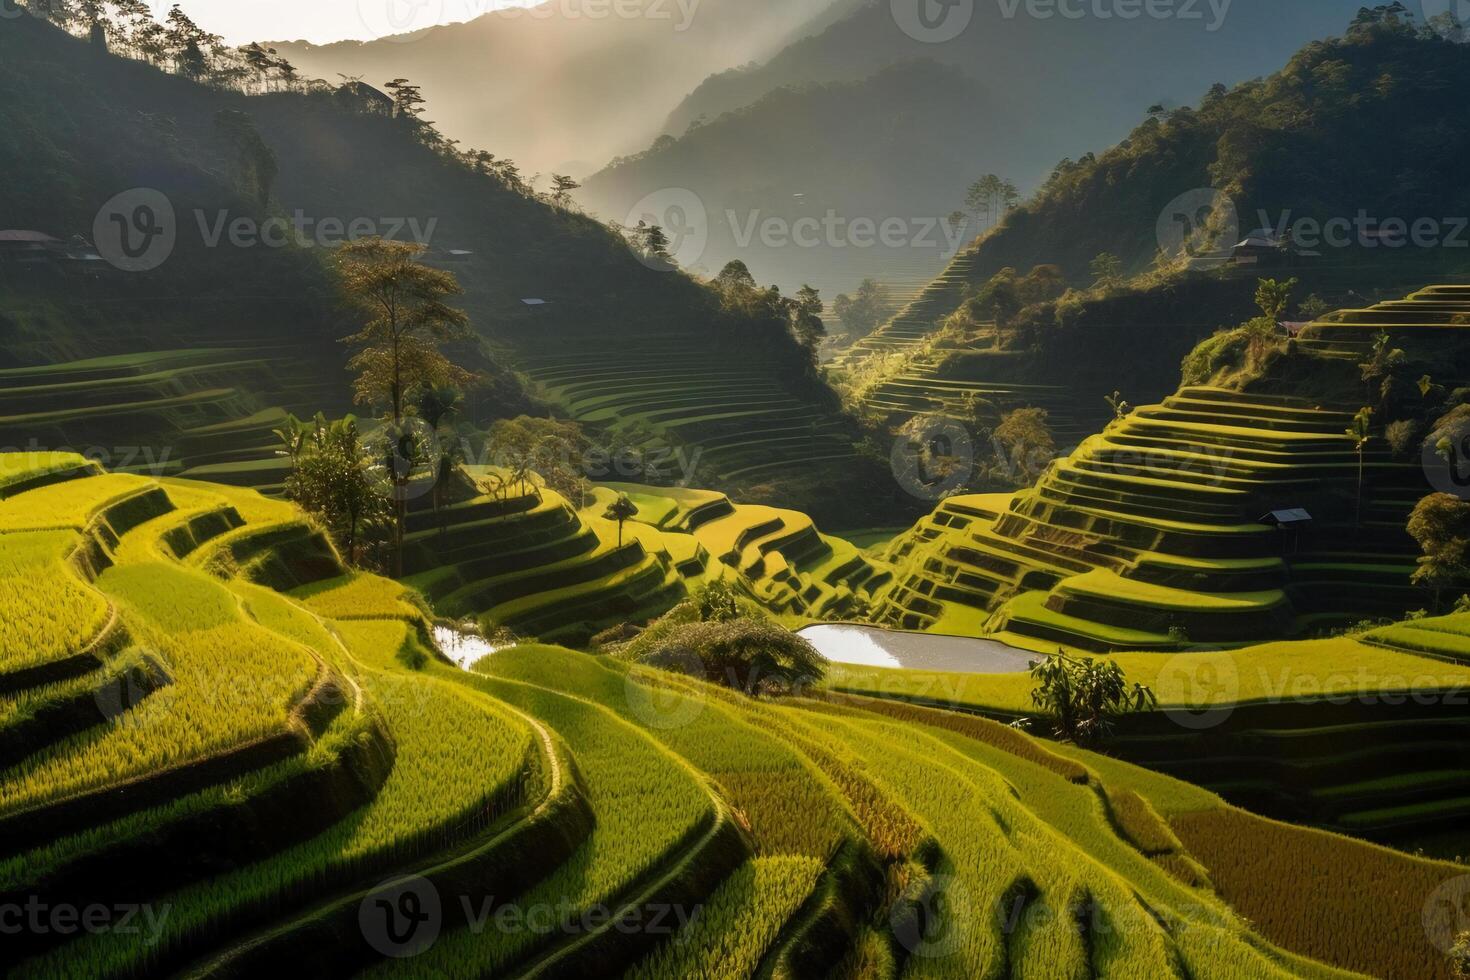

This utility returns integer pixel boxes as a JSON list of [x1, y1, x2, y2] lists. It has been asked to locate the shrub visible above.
[[1026, 650, 1156, 745], [635, 618, 828, 695], [1452, 931, 1470, 979]]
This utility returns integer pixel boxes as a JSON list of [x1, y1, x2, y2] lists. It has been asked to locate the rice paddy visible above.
[[870, 287, 1470, 650]]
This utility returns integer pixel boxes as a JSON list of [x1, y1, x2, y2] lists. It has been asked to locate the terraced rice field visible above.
[[410, 473, 891, 645], [2, 451, 1459, 978], [519, 337, 861, 485], [0, 345, 347, 493], [845, 250, 982, 359], [860, 358, 1105, 448], [872, 287, 1470, 649]]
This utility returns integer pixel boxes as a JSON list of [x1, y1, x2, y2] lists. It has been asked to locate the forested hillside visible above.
[[0, 12, 893, 524], [848, 19, 1470, 410]]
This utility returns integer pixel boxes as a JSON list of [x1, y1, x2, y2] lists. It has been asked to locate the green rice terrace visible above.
[[0, 342, 347, 494], [406, 470, 890, 646], [872, 287, 1470, 651], [517, 336, 861, 488], [840, 251, 1108, 448], [4, 451, 1467, 980]]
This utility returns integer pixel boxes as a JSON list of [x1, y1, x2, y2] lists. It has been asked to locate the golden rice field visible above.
[[0, 529, 111, 673]]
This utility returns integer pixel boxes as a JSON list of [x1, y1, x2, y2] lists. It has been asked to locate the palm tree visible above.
[[603, 494, 640, 548], [1347, 407, 1374, 527]]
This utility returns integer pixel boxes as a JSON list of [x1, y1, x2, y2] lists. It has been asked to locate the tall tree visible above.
[[1408, 494, 1470, 612], [338, 238, 473, 574], [832, 279, 895, 339], [550, 174, 580, 206], [214, 110, 278, 209], [790, 285, 826, 352], [603, 493, 640, 548], [384, 78, 427, 121], [965, 174, 1020, 231], [1347, 407, 1375, 527]]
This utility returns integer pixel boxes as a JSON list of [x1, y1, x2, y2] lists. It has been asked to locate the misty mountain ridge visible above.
[[268, 0, 847, 177]]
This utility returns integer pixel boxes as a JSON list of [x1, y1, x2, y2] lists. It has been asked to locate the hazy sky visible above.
[[165, 0, 538, 45]]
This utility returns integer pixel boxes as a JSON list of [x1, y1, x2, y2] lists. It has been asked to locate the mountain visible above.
[[579, 58, 1016, 298], [266, 0, 844, 178], [846, 21, 1470, 418], [665, 0, 1371, 158], [577, 0, 1371, 296]]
